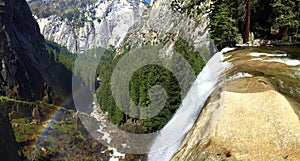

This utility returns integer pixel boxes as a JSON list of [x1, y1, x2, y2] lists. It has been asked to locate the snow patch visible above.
[[251, 58, 264, 61], [97, 126, 112, 144]]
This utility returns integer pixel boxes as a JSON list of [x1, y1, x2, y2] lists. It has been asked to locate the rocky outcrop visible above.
[[0, 0, 73, 101], [0, 102, 19, 161], [119, 0, 216, 59], [29, 0, 146, 53], [170, 48, 300, 160], [0, 0, 45, 100], [171, 78, 300, 160], [0, 0, 75, 159]]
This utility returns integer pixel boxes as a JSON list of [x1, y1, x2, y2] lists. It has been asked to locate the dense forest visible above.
[[48, 0, 300, 133], [46, 40, 206, 132], [46, 41, 76, 71], [210, 0, 300, 49], [96, 40, 206, 132]]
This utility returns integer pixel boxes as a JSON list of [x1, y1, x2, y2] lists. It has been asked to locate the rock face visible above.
[[119, 0, 216, 59], [0, 0, 73, 159], [29, 0, 146, 53], [0, 0, 46, 100], [170, 48, 300, 160], [0, 0, 72, 101], [0, 102, 19, 161], [171, 79, 300, 160]]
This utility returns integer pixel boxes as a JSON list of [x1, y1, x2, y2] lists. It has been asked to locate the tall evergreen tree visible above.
[[295, 0, 300, 40], [209, 0, 239, 49], [245, 0, 251, 43], [270, 0, 298, 40]]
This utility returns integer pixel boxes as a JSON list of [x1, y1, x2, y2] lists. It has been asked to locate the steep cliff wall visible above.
[[0, 0, 73, 101], [119, 0, 216, 59], [0, 0, 74, 159], [29, 0, 146, 53]]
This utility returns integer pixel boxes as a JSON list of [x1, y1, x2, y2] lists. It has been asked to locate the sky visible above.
[[144, 0, 151, 4]]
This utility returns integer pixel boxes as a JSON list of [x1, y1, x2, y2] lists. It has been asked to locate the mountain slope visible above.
[[0, 0, 74, 159], [0, 0, 73, 101], [28, 0, 147, 53], [119, 0, 216, 59]]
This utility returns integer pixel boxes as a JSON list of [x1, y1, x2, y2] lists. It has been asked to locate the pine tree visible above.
[[245, 0, 251, 43], [210, 0, 239, 49], [295, 0, 300, 41], [270, 0, 298, 40]]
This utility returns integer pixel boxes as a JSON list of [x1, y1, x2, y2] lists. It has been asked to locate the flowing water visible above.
[[224, 46, 300, 116], [169, 46, 300, 160], [147, 48, 234, 161], [148, 46, 300, 161]]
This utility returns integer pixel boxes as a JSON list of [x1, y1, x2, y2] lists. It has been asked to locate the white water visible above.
[[90, 102, 126, 161], [249, 51, 300, 66], [147, 48, 234, 161], [228, 72, 253, 81], [265, 58, 300, 66], [252, 57, 300, 66], [248, 52, 288, 57]]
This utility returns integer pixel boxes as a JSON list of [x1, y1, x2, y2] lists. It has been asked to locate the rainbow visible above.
[[29, 88, 88, 160]]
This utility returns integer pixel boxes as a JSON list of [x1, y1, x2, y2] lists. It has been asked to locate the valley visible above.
[[0, 0, 299, 160]]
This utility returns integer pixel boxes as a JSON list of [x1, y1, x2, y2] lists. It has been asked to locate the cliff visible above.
[[119, 0, 216, 59], [28, 0, 146, 53], [0, 0, 74, 159], [0, 0, 72, 101]]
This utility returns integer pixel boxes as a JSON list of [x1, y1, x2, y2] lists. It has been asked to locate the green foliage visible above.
[[174, 39, 207, 75], [96, 40, 205, 132], [12, 118, 31, 124], [210, 0, 300, 48], [209, 0, 239, 49], [0, 95, 34, 105], [46, 40, 76, 71], [128, 65, 182, 131], [43, 136, 60, 151], [75, 131, 86, 141], [95, 47, 121, 125], [51, 123, 74, 132], [270, 0, 298, 28], [12, 118, 40, 142]]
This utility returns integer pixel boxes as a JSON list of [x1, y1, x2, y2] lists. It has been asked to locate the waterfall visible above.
[[147, 48, 234, 161]]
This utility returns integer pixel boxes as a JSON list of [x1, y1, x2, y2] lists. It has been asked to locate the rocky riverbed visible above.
[[170, 47, 300, 160]]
